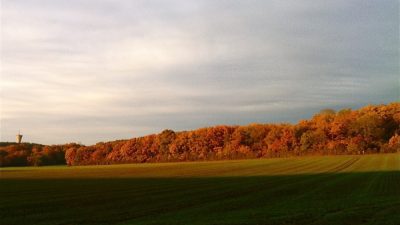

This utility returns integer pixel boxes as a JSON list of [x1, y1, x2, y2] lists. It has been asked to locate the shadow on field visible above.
[[1, 171, 399, 225]]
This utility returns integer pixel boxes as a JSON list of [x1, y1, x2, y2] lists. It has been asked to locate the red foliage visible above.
[[64, 102, 400, 166], [1, 102, 399, 167]]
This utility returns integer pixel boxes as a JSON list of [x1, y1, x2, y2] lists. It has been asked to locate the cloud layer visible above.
[[1, 0, 399, 144]]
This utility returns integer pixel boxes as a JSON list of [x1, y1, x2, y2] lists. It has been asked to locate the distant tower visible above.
[[16, 131, 23, 144]]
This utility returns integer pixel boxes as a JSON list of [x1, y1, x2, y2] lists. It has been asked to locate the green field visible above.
[[1, 154, 399, 225]]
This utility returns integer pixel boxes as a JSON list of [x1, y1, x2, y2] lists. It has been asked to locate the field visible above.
[[1, 154, 399, 225]]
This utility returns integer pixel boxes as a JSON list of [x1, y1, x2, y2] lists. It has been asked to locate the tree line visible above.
[[1, 103, 399, 167], [65, 103, 400, 165], [0, 143, 82, 167]]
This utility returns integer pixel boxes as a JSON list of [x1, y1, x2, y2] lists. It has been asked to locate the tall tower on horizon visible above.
[[16, 131, 23, 144]]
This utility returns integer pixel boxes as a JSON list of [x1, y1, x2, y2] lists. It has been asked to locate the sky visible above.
[[1, 0, 399, 145]]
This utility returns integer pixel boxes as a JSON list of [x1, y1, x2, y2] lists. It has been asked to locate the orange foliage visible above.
[[1, 102, 399, 167], [64, 102, 400, 166]]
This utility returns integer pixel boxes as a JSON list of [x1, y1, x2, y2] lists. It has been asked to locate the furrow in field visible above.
[[325, 156, 360, 173]]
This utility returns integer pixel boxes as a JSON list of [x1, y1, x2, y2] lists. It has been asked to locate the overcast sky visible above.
[[1, 0, 399, 145]]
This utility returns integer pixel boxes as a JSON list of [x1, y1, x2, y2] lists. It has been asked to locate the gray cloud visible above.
[[1, 0, 398, 144]]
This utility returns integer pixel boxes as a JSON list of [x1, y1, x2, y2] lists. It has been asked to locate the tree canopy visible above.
[[1, 102, 399, 167]]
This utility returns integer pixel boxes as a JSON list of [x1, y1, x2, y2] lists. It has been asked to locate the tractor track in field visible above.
[[326, 156, 360, 173]]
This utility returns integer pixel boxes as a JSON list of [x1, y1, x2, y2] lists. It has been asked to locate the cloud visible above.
[[1, 0, 398, 144]]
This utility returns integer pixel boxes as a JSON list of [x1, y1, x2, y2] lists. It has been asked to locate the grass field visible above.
[[1, 154, 399, 225]]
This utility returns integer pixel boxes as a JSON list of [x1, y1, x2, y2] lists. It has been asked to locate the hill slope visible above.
[[1, 154, 399, 225]]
